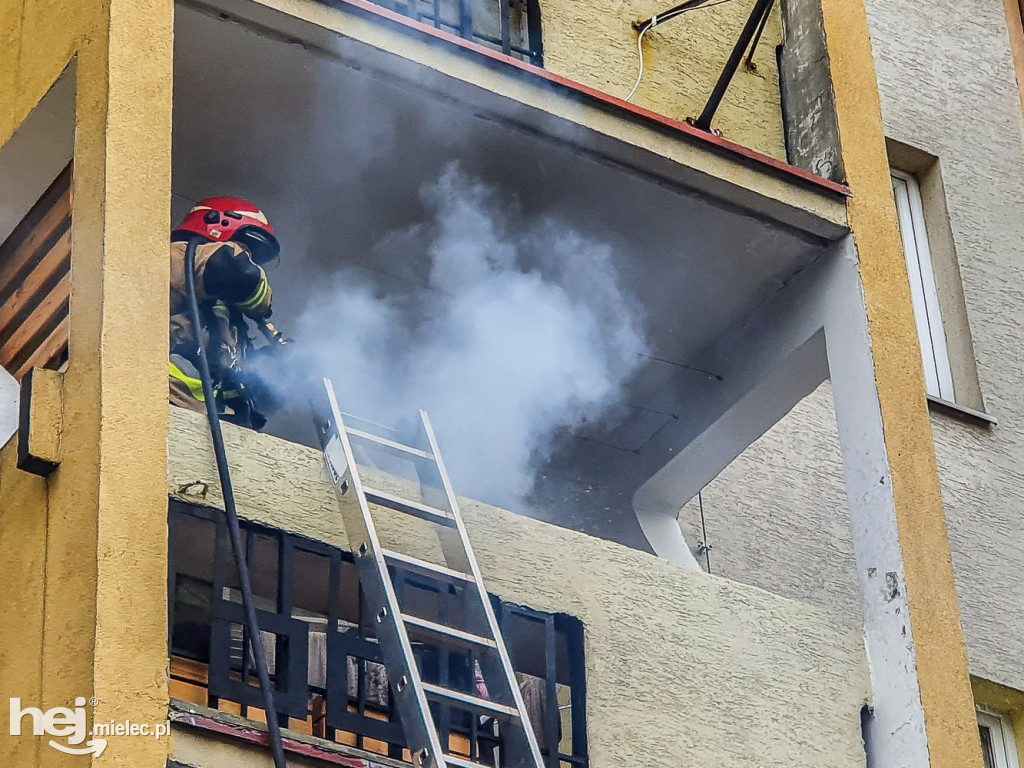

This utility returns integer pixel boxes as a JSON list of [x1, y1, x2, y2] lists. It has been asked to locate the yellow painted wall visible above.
[[0, 438, 49, 767], [539, 0, 788, 159], [0, 1, 174, 766], [819, 0, 982, 766]]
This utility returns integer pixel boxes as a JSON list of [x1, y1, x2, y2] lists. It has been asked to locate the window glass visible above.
[[891, 170, 955, 401], [357, 0, 542, 64], [977, 710, 1021, 768], [981, 724, 997, 768]]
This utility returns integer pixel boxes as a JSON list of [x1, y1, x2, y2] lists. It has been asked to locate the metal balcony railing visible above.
[[332, 0, 543, 65], [168, 500, 587, 767]]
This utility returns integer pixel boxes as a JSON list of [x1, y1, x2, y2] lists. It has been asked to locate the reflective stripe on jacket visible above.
[[169, 238, 273, 396], [169, 360, 206, 402]]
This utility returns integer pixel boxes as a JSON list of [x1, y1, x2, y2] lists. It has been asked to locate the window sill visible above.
[[926, 395, 997, 428], [169, 699, 408, 768]]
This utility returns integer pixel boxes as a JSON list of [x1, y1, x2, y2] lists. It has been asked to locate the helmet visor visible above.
[[235, 226, 281, 267]]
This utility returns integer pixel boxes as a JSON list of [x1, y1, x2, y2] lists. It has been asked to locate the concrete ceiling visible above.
[[172, 3, 833, 549]]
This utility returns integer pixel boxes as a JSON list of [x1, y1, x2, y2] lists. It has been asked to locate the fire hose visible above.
[[184, 237, 289, 768]]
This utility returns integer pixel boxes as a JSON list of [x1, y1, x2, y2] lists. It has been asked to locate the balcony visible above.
[[0, 0, 957, 766], [345, 0, 544, 65], [164, 1, 874, 765], [167, 407, 870, 768], [173, 0, 856, 561]]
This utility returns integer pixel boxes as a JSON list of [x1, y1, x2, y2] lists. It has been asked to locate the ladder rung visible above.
[[347, 427, 435, 461], [402, 614, 497, 650], [364, 488, 456, 527], [421, 683, 520, 720], [443, 755, 493, 768], [381, 549, 474, 585]]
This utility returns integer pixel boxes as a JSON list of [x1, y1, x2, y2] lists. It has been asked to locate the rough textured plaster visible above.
[[830, 0, 983, 762], [865, 0, 1024, 698], [20, 369, 63, 467], [687, 0, 986, 764], [0, 2, 174, 767], [694, 0, 1024, 722], [1005, 0, 1024, 119], [679, 381, 861, 626], [89, 4, 175, 766], [169, 407, 870, 768], [0, 437, 47, 767], [539, 0, 788, 160]]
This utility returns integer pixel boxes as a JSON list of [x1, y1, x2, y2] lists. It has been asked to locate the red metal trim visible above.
[[172, 711, 390, 768], [324, 0, 852, 198]]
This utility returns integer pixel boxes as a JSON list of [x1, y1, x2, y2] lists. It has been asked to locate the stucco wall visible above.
[[864, 0, 1024, 696], [678, 382, 861, 626], [687, 0, 1024, 705], [168, 407, 869, 768], [0, 436, 49, 767], [0, 1, 174, 767], [538, 0, 788, 159]]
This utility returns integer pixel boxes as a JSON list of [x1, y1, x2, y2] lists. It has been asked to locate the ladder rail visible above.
[[320, 381, 446, 768], [317, 378, 545, 768], [419, 410, 547, 768]]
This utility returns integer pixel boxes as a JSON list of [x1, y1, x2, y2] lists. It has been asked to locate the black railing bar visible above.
[[743, 0, 773, 70], [693, 0, 775, 131], [499, 0, 512, 54]]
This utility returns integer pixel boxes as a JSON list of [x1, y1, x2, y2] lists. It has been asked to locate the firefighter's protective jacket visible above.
[[168, 238, 273, 410]]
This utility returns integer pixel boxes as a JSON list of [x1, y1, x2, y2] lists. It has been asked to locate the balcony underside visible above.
[[174, 0, 852, 552]]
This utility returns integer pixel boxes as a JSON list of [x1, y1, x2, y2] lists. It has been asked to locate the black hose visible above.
[[184, 237, 289, 768]]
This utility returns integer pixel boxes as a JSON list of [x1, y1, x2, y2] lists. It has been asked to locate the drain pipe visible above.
[[184, 237, 289, 768]]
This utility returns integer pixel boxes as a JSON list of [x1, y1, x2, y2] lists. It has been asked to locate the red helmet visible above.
[[173, 196, 280, 265]]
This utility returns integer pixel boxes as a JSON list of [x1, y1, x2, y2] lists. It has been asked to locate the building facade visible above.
[[0, 0, 1007, 766], [676, 2, 1024, 764]]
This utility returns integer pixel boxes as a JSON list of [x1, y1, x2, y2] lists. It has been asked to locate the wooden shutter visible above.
[[0, 163, 71, 380]]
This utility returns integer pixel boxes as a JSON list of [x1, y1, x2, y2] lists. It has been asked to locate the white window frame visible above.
[[978, 708, 1022, 768], [891, 169, 955, 401]]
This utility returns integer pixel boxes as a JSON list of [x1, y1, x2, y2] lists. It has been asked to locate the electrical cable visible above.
[[625, 0, 740, 103], [184, 237, 289, 768], [626, 23, 652, 102]]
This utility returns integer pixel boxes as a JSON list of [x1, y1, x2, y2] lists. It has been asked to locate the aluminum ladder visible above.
[[314, 378, 546, 768]]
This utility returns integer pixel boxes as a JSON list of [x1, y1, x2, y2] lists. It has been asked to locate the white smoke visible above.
[[281, 163, 647, 509]]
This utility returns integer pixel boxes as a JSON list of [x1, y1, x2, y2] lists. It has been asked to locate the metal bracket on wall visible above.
[[634, 0, 778, 133], [693, 0, 777, 131]]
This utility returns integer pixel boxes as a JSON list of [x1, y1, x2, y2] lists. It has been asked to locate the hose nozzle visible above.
[[258, 319, 292, 347]]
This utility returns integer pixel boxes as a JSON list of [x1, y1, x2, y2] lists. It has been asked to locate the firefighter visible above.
[[169, 197, 282, 430]]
